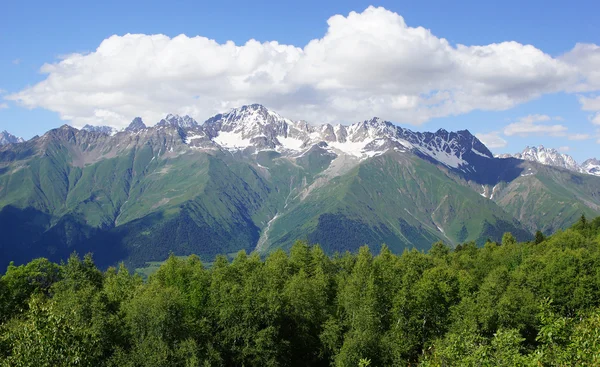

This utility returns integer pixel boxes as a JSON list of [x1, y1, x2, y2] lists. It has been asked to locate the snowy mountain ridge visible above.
[[12, 104, 599, 177], [198, 105, 492, 171], [10, 105, 496, 172], [498, 146, 599, 177], [0, 130, 25, 146]]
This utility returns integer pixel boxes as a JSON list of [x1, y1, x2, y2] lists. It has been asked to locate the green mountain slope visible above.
[[263, 152, 531, 254], [490, 162, 600, 234]]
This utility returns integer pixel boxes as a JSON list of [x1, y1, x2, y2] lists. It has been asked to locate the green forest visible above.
[[1, 216, 600, 366]]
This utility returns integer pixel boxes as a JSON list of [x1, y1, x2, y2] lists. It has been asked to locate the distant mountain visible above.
[[1, 104, 600, 270], [583, 158, 600, 176], [81, 124, 118, 135], [499, 146, 600, 177], [124, 117, 146, 132], [156, 114, 198, 129], [0, 130, 24, 145]]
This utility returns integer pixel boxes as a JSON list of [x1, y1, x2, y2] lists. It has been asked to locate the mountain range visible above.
[[497, 146, 600, 176], [2, 104, 600, 269]]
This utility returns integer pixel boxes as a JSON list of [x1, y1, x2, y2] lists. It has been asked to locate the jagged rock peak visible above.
[[510, 145, 582, 173], [202, 104, 296, 144], [583, 158, 600, 165], [158, 114, 198, 128], [125, 117, 146, 132], [223, 104, 289, 125], [0, 130, 25, 145]]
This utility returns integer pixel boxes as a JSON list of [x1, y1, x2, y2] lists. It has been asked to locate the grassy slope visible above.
[[265, 152, 531, 254], [494, 164, 600, 234]]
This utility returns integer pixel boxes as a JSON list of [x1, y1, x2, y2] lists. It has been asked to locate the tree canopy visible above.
[[2, 216, 600, 366]]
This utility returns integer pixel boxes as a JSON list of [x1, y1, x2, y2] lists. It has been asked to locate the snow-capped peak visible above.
[[199, 106, 493, 169], [0, 130, 24, 146], [582, 158, 600, 176], [499, 147, 600, 177], [202, 104, 304, 151], [206, 104, 291, 133], [227, 104, 285, 122], [510, 146, 582, 173], [346, 117, 395, 140]]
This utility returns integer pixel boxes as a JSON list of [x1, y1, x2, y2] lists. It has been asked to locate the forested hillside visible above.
[[2, 216, 600, 366]]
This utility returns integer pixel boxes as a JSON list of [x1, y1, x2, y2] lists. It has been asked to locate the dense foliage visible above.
[[1, 215, 600, 366]]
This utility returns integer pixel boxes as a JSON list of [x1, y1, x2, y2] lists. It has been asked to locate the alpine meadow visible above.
[[3, 1, 600, 366]]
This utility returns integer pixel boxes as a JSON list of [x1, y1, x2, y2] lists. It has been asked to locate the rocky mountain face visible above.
[[125, 117, 146, 132], [0, 130, 24, 145], [499, 146, 599, 177], [157, 114, 198, 129], [2, 104, 600, 269]]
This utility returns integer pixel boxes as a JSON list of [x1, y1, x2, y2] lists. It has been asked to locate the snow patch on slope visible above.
[[214, 131, 252, 149], [472, 148, 491, 158], [185, 134, 205, 143], [329, 139, 374, 158], [417, 147, 466, 168], [277, 136, 305, 151]]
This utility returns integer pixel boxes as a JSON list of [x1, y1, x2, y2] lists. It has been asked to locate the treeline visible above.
[[1, 216, 600, 366]]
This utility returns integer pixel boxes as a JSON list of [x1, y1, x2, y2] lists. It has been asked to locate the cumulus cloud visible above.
[[562, 43, 600, 92], [558, 146, 570, 152], [503, 114, 568, 137], [475, 131, 507, 148], [0, 103, 8, 110], [4, 6, 596, 129], [592, 113, 600, 125], [579, 95, 600, 111]]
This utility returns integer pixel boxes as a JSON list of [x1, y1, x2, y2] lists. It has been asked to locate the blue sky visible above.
[[1, 0, 599, 161]]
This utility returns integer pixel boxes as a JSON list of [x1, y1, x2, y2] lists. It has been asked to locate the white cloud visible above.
[[0, 103, 8, 110], [568, 133, 590, 140], [579, 95, 600, 111], [475, 131, 507, 148], [578, 95, 600, 126], [503, 114, 568, 137], [5, 6, 595, 129], [562, 43, 600, 92], [558, 146, 570, 152]]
